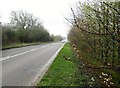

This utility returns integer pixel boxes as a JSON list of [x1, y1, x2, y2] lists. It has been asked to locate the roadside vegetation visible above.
[[37, 1, 120, 87], [2, 42, 47, 50], [1, 10, 63, 49], [67, 1, 120, 87], [1, 1, 119, 87], [37, 43, 100, 87]]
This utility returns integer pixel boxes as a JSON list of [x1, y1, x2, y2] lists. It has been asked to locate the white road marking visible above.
[[30, 43, 66, 86], [0, 46, 46, 61]]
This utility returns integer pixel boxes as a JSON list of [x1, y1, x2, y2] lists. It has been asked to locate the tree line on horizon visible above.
[[1, 10, 63, 45]]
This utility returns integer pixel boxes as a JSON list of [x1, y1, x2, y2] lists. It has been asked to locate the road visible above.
[[2, 42, 64, 86]]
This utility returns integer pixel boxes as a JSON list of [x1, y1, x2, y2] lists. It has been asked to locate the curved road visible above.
[[2, 42, 64, 86]]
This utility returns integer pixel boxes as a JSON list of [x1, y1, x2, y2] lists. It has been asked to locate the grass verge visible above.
[[37, 43, 98, 87], [2, 42, 49, 50]]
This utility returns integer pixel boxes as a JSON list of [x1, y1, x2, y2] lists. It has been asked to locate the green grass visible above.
[[36, 43, 120, 87], [37, 43, 97, 87], [2, 42, 48, 50]]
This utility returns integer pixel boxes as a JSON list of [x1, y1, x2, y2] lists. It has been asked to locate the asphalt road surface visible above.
[[2, 42, 64, 86]]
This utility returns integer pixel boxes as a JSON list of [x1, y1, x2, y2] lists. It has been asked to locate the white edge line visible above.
[[0, 46, 46, 62], [30, 43, 66, 86]]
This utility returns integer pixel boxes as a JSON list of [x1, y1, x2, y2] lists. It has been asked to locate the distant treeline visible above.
[[1, 11, 63, 45]]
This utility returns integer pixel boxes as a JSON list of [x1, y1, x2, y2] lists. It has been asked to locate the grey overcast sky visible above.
[[0, 0, 81, 37]]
